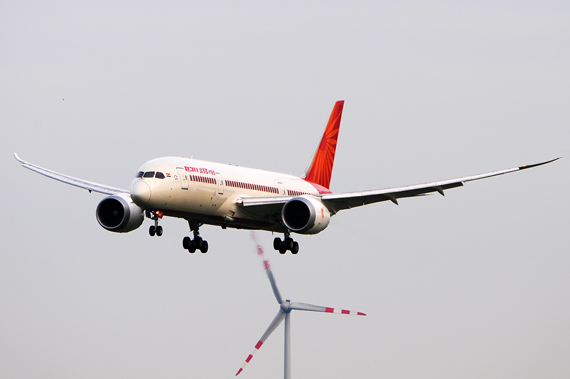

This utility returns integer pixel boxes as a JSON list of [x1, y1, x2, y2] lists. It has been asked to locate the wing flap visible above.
[[14, 153, 128, 195], [236, 196, 292, 216]]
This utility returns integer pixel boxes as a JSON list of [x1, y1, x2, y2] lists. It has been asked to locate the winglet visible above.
[[519, 157, 561, 170], [303, 101, 344, 190], [14, 152, 25, 164]]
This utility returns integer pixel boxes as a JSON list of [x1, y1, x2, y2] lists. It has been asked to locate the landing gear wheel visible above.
[[291, 241, 299, 255], [147, 211, 164, 237], [273, 237, 282, 250], [276, 231, 299, 254], [184, 220, 208, 253], [194, 236, 203, 250]]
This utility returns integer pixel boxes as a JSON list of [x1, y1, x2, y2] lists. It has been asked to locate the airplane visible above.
[[14, 101, 559, 254]]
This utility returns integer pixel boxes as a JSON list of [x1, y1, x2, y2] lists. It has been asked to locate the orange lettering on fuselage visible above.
[[185, 166, 215, 175]]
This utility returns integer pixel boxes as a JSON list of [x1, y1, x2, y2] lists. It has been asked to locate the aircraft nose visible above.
[[131, 181, 151, 205]]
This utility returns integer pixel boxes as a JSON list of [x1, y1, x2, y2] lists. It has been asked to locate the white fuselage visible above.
[[130, 157, 324, 232]]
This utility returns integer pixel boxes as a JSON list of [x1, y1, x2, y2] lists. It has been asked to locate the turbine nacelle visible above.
[[279, 300, 292, 313]]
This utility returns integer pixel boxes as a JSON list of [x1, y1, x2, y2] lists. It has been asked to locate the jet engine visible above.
[[281, 196, 330, 234], [96, 193, 144, 233]]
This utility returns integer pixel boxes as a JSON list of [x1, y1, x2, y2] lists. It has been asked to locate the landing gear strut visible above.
[[183, 221, 208, 253], [146, 211, 163, 237], [273, 231, 299, 254]]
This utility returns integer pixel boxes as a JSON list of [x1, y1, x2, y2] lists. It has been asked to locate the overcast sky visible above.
[[2, 1, 569, 378]]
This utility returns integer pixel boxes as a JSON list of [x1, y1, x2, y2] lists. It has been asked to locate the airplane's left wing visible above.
[[323, 158, 560, 213], [237, 158, 560, 215], [14, 153, 128, 195]]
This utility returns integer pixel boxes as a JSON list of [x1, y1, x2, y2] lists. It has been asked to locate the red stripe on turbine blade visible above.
[[245, 354, 253, 363], [341, 309, 350, 314], [357, 312, 366, 316], [236, 368, 243, 376], [325, 307, 334, 313], [263, 260, 270, 270], [255, 340, 263, 349]]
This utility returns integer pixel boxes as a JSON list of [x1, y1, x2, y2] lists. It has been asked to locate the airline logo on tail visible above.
[[303, 100, 344, 190]]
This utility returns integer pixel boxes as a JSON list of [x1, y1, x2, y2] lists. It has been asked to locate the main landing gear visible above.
[[147, 211, 163, 237], [182, 221, 208, 253], [273, 231, 299, 254]]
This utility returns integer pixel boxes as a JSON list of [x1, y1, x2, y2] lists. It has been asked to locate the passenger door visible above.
[[215, 172, 224, 195], [176, 168, 189, 190]]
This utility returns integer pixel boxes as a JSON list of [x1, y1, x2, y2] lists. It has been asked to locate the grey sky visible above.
[[2, 1, 569, 378]]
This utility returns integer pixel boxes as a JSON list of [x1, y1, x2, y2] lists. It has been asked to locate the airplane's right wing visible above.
[[320, 158, 560, 214], [14, 153, 128, 195]]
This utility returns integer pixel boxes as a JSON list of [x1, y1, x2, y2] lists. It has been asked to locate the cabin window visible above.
[[143, 171, 155, 178]]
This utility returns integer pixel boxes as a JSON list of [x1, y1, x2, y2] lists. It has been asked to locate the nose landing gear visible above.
[[183, 221, 208, 253], [273, 231, 299, 254], [147, 211, 163, 237]]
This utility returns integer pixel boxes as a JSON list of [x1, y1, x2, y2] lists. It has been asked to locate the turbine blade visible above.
[[236, 310, 286, 376], [251, 232, 283, 304], [290, 302, 366, 316]]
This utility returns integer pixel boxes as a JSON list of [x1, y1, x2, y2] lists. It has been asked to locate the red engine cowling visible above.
[[96, 193, 144, 233], [281, 196, 331, 234]]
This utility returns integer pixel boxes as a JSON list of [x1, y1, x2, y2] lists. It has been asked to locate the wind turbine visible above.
[[236, 233, 366, 378]]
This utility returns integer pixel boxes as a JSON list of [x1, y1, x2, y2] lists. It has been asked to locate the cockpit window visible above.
[[143, 171, 155, 178], [136, 171, 144, 178], [155, 172, 165, 179]]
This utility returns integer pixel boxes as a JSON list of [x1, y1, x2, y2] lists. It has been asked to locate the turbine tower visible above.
[[236, 233, 366, 378]]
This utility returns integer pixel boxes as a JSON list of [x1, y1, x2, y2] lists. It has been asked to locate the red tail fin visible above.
[[303, 101, 344, 190]]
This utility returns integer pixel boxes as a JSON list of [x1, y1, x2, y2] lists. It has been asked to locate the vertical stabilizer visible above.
[[303, 100, 344, 190]]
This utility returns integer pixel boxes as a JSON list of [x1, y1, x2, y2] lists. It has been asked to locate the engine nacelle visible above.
[[96, 193, 144, 233], [282, 196, 331, 234]]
